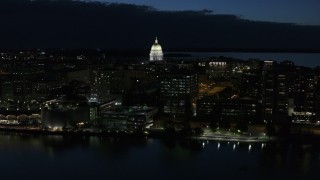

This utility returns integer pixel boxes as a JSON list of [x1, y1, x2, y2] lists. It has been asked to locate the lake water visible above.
[[0, 133, 319, 180], [172, 52, 320, 67]]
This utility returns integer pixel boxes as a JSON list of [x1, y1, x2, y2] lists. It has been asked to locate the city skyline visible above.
[[1, 1, 320, 179]]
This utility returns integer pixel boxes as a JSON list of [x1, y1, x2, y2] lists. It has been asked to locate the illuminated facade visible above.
[[291, 71, 316, 123], [161, 71, 198, 116], [41, 96, 90, 129], [149, 37, 163, 62], [99, 105, 157, 131], [205, 61, 229, 79], [261, 60, 276, 121]]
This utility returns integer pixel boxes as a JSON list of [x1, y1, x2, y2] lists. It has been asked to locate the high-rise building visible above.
[[261, 61, 276, 122], [275, 62, 295, 120], [291, 68, 316, 123], [161, 70, 198, 116]]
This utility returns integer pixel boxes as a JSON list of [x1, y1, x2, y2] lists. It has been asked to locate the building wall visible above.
[[161, 72, 198, 116]]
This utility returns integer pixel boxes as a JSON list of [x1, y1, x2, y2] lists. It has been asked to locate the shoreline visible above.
[[0, 126, 272, 142], [2, 126, 319, 144]]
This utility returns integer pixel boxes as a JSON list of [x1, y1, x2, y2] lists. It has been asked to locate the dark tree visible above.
[[219, 118, 231, 130], [265, 122, 276, 140], [278, 118, 292, 136], [235, 120, 249, 133], [209, 120, 218, 131], [180, 120, 193, 136], [193, 127, 204, 136]]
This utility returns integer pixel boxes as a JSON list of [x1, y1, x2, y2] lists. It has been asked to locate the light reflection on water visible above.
[[0, 133, 319, 179]]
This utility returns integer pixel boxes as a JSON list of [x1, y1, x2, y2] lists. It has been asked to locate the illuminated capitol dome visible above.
[[149, 37, 163, 61]]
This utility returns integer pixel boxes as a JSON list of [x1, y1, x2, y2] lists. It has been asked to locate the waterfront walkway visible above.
[[0, 125, 276, 142], [192, 129, 275, 142]]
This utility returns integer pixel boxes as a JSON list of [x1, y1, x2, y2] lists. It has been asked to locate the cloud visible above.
[[0, 0, 319, 50]]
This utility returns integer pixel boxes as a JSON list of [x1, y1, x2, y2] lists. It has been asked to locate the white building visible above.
[[149, 37, 163, 62]]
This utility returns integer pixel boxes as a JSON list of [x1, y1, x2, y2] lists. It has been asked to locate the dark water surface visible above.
[[172, 52, 320, 67], [0, 133, 319, 180]]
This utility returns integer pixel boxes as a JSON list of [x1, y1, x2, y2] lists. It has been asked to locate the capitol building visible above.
[[149, 37, 163, 62]]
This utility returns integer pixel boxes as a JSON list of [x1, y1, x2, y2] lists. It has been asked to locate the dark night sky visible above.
[[92, 0, 320, 25], [0, 0, 320, 50]]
